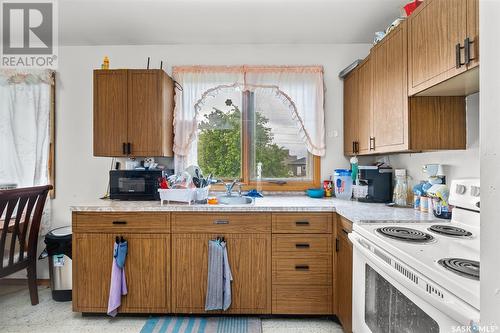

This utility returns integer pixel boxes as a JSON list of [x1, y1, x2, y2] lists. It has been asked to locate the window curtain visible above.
[[0, 69, 53, 234], [172, 65, 325, 173], [173, 67, 244, 172]]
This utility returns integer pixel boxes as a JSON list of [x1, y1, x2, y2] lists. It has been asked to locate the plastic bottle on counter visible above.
[[393, 169, 408, 207], [420, 196, 429, 213]]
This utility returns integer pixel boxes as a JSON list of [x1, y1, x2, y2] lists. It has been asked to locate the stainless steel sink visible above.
[[217, 195, 254, 205]]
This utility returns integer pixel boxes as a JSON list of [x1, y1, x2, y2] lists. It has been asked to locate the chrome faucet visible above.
[[224, 179, 241, 196]]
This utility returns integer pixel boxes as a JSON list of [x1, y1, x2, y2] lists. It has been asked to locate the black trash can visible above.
[[42, 226, 72, 302]]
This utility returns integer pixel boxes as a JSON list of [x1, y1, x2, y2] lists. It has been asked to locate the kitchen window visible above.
[[173, 66, 325, 191]]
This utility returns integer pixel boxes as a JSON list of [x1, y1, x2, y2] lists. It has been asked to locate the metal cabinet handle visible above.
[[352, 141, 355, 154], [126, 142, 131, 155], [464, 37, 476, 65], [369, 137, 375, 151], [342, 228, 349, 235], [456, 42, 466, 68], [295, 221, 310, 226], [295, 265, 310, 271], [112, 220, 127, 225], [295, 243, 310, 249], [214, 220, 229, 225]]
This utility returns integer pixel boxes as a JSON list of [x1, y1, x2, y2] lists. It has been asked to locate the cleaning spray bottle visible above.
[[350, 156, 359, 185]]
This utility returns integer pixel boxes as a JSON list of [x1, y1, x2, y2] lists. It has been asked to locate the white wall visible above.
[[378, 93, 480, 185], [17, 44, 368, 278], [480, 0, 500, 327]]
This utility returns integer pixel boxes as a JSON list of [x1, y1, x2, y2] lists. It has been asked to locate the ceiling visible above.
[[59, 0, 409, 46]]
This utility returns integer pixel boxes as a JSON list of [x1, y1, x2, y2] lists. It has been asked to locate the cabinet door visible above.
[[127, 70, 163, 156], [356, 58, 372, 154], [120, 234, 170, 313], [73, 233, 170, 313], [73, 233, 114, 312], [466, 0, 479, 69], [343, 70, 358, 156], [408, 0, 467, 94], [372, 23, 409, 152], [93, 70, 128, 157], [172, 234, 271, 314], [336, 225, 353, 333]]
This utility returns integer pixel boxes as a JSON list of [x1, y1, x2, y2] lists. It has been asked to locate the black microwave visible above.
[[110, 170, 165, 201]]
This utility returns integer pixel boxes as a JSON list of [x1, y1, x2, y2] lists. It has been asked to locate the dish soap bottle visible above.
[[393, 169, 408, 207]]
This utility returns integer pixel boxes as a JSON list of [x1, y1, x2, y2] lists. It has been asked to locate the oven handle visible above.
[[348, 231, 480, 326]]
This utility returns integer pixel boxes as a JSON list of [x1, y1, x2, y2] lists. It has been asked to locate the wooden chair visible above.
[[0, 185, 53, 305]]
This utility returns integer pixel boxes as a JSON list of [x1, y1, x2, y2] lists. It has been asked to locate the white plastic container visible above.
[[334, 169, 353, 200], [194, 187, 210, 202], [158, 188, 196, 205]]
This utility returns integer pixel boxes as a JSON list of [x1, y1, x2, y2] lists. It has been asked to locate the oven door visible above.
[[350, 232, 461, 333]]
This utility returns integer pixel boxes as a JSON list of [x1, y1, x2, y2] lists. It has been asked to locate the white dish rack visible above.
[[158, 187, 210, 205]]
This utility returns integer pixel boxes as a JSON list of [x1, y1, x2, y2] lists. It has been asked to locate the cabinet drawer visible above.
[[272, 235, 332, 255], [338, 215, 353, 243], [272, 213, 332, 234], [171, 213, 271, 233], [272, 255, 332, 285], [73, 212, 169, 233], [272, 285, 333, 314]]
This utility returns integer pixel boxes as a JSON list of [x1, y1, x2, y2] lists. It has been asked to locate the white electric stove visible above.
[[350, 179, 480, 333]]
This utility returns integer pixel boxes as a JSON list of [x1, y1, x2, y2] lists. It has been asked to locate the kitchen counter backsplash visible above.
[[71, 196, 439, 223]]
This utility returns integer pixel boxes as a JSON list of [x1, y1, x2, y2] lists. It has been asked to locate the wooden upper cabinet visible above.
[[372, 22, 409, 153], [408, 0, 478, 95], [343, 70, 358, 155], [466, 0, 479, 69], [356, 58, 373, 154], [93, 69, 174, 157], [343, 19, 467, 156], [93, 70, 128, 156]]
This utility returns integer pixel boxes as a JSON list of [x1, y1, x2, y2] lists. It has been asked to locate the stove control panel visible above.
[[449, 179, 480, 211]]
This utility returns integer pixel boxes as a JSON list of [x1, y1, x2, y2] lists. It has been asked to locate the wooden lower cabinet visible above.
[[171, 233, 271, 314], [73, 233, 170, 313], [335, 216, 353, 333], [72, 211, 351, 325], [271, 213, 334, 315], [272, 285, 333, 315]]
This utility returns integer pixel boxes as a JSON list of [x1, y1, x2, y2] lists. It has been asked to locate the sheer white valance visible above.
[[0, 69, 55, 86], [172, 65, 325, 169]]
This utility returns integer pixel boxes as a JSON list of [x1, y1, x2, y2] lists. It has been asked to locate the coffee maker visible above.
[[357, 166, 393, 203]]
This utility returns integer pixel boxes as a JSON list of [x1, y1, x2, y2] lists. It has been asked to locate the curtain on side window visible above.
[[0, 70, 53, 188], [0, 69, 54, 234], [172, 65, 325, 172]]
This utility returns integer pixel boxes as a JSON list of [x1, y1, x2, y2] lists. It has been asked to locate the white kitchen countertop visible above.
[[70, 196, 439, 223]]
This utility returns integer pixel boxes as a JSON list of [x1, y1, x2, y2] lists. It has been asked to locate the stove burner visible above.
[[428, 225, 472, 238], [438, 258, 479, 280], [376, 227, 434, 243]]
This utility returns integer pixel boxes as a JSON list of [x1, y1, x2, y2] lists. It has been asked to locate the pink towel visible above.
[[107, 246, 127, 317]]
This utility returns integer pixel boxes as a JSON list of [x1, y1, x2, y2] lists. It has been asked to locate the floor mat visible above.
[[140, 316, 262, 333]]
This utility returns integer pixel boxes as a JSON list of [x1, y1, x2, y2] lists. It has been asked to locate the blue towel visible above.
[[114, 241, 128, 268], [205, 240, 233, 311]]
